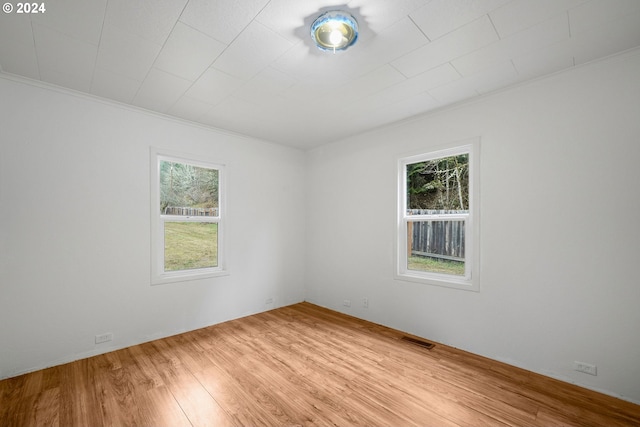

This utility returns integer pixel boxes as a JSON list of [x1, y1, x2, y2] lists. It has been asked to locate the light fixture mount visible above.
[[310, 11, 358, 53]]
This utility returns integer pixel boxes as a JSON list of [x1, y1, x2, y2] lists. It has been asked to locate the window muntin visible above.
[[397, 142, 479, 291], [151, 149, 226, 284]]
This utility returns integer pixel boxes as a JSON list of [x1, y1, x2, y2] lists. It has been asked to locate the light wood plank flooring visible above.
[[1, 302, 639, 426]]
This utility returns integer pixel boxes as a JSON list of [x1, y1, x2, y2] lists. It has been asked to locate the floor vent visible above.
[[401, 336, 435, 350]]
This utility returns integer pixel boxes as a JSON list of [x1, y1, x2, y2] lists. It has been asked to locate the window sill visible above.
[[394, 271, 479, 292], [151, 268, 229, 286]]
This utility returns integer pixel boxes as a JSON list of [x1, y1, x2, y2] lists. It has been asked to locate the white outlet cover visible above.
[[574, 361, 597, 376], [95, 333, 113, 344]]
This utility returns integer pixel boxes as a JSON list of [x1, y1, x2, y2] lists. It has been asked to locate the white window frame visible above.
[[396, 139, 480, 292], [150, 148, 227, 285]]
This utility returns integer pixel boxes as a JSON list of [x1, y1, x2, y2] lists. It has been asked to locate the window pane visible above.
[[406, 154, 469, 212], [160, 161, 219, 216], [164, 222, 218, 271], [407, 220, 465, 276]]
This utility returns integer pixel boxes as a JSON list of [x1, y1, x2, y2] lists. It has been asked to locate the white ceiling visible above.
[[1, 0, 639, 149]]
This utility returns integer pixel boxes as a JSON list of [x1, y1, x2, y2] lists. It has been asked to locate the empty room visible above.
[[1, 0, 640, 425]]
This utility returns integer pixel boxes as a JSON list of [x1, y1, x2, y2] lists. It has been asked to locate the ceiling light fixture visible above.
[[311, 11, 358, 53]]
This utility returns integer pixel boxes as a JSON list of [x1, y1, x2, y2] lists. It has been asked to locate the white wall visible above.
[[305, 49, 640, 403], [0, 77, 306, 378]]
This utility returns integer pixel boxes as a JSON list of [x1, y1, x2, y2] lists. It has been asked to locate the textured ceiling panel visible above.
[[392, 15, 500, 78], [0, 14, 39, 79], [153, 22, 226, 81], [104, 0, 187, 44], [451, 13, 570, 76], [30, 0, 107, 45], [95, 24, 162, 82], [179, 0, 271, 44], [410, 0, 511, 41]]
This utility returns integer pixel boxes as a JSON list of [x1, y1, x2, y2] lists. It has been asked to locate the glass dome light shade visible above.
[[311, 11, 358, 52]]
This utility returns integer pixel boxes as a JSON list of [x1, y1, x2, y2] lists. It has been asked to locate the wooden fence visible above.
[[163, 206, 219, 217], [407, 210, 466, 261]]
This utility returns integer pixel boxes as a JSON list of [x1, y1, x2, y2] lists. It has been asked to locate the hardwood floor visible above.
[[1, 302, 639, 426]]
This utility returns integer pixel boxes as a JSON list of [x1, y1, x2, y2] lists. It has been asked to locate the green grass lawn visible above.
[[163, 222, 461, 276], [164, 222, 218, 271], [408, 256, 465, 276]]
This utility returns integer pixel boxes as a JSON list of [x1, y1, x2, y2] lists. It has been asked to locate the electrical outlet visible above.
[[265, 297, 274, 305], [362, 297, 369, 308], [574, 361, 597, 376], [95, 333, 113, 344], [343, 299, 351, 307]]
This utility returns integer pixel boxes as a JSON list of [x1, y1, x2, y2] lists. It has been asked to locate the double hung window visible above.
[[397, 140, 479, 291], [151, 149, 226, 284]]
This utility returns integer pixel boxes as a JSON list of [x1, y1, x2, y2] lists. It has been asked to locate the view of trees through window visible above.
[[159, 160, 219, 272], [406, 153, 469, 211], [160, 161, 219, 214], [406, 153, 469, 276]]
